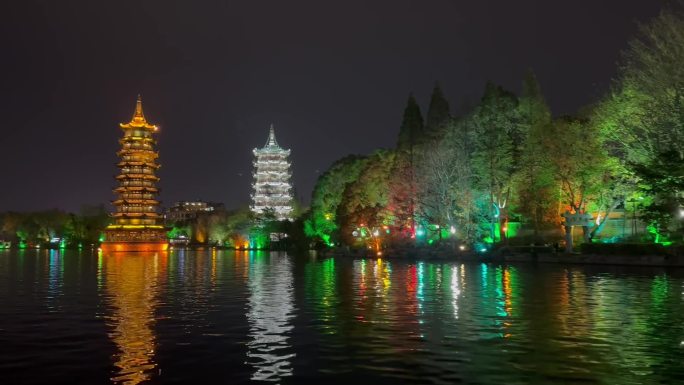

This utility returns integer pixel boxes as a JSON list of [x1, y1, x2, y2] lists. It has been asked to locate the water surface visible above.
[[1, 249, 683, 384]]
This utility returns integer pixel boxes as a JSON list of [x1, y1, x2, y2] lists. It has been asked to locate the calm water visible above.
[[1, 250, 684, 384]]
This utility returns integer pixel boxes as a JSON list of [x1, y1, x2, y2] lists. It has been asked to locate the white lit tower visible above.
[[251, 125, 293, 221]]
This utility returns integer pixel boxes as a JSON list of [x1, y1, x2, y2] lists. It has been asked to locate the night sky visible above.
[[0, 0, 663, 212]]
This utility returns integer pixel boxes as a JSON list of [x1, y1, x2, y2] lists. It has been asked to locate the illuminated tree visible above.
[[546, 117, 609, 248], [513, 71, 557, 238], [388, 94, 424, 238], [424, 82, 451, 142], [471, 83, 520, 244], [595, 9, 684, 240], [305, 155, 368, 245], [336, 150, 394, 245], [416, 118, 472, 240], [632, 150, 684, 240], [396, 93, 424, 150], [415, 82, 459, 239]]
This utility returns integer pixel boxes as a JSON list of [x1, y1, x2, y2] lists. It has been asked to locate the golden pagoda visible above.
[[101, 96, 168, 252]]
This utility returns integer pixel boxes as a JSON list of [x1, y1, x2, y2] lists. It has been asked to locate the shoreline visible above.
[[4, 246, 684, 268], [321, 248, 684, 268]]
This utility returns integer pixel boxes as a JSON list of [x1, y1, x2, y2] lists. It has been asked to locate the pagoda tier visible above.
[[102, 95, 168, 252], [251, 124, 294, 221]]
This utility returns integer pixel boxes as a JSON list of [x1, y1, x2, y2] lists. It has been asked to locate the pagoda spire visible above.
[[121, 94, 155, 129], [131, 94, 146, 125], [266, 124, 279, 147]]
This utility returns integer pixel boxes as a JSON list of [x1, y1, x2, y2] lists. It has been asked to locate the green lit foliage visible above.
[[63, 205, 109, 246], [306, 155, 369, 246], [188, 207, 254, 248], [632, 150, 684, 241], [279, 215, 310, 251], [416, 118, 471, 240], [471, 83, 520, 244], [337, 150, 395, 245], [513, 71, 558, 237], [2, 210, 70, 245], [0, 205, 108, 247], [312, 6, 683, 250], [167, 225, 188, 238], [414, 83, 459, 240], [546, 117, 610, 245], [595, 9, 684, 242], [249, 208, 278, 249]]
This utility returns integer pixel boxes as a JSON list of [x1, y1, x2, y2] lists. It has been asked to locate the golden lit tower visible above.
[[101, 96, 168, 252]]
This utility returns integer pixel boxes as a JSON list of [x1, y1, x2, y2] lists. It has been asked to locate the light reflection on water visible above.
[[244, 251, 296, 381], [100, 252, 165, 384], [1, 249, 684, 384]]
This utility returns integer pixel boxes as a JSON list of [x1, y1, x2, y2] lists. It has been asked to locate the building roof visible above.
[[254, 124, 290, 155], [120, 95, 158, 130]]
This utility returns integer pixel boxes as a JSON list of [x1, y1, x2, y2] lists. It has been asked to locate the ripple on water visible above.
[[1, 251, 684, 384]]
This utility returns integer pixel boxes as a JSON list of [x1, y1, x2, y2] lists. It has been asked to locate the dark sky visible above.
[[0, 0, 664, 212]]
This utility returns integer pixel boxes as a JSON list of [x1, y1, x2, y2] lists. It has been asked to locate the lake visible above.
[[1, 249, 683, 384]]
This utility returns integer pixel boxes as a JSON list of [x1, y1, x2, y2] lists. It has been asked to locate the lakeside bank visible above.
[[322, 244, 684, 268]]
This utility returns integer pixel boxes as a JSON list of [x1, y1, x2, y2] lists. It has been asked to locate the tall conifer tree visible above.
[[515, 70, 556, 237], [424, 82, 451, 143], [390, 94, 424, 238]]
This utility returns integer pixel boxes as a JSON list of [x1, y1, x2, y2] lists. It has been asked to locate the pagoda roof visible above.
[[254, 124, 290, 154], [120, 95, 158, 130]]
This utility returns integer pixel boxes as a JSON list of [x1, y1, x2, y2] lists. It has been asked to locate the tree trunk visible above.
[[564, 225, 573, 253], [499, 215, 508, 245], [590, 205, 614, 241]]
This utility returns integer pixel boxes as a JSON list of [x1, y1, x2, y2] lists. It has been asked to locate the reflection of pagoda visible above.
[[102, 96, 168, 252], [246, 252, 296, 381], [102, 253, 163, 384], [251, 125, 293, 221]]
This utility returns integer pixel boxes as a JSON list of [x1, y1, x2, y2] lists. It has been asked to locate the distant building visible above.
[[251, 125, 294, 221], [164, 201, 224, 223]]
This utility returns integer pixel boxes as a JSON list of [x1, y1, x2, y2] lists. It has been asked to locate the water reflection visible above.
[[305, 257, 337, 329], [101, 253, 165, 384], [46, 249, 64, 311], [3, 250, 684, 384], [450, 264, 462, 319], [244, 251, 296, 381]]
